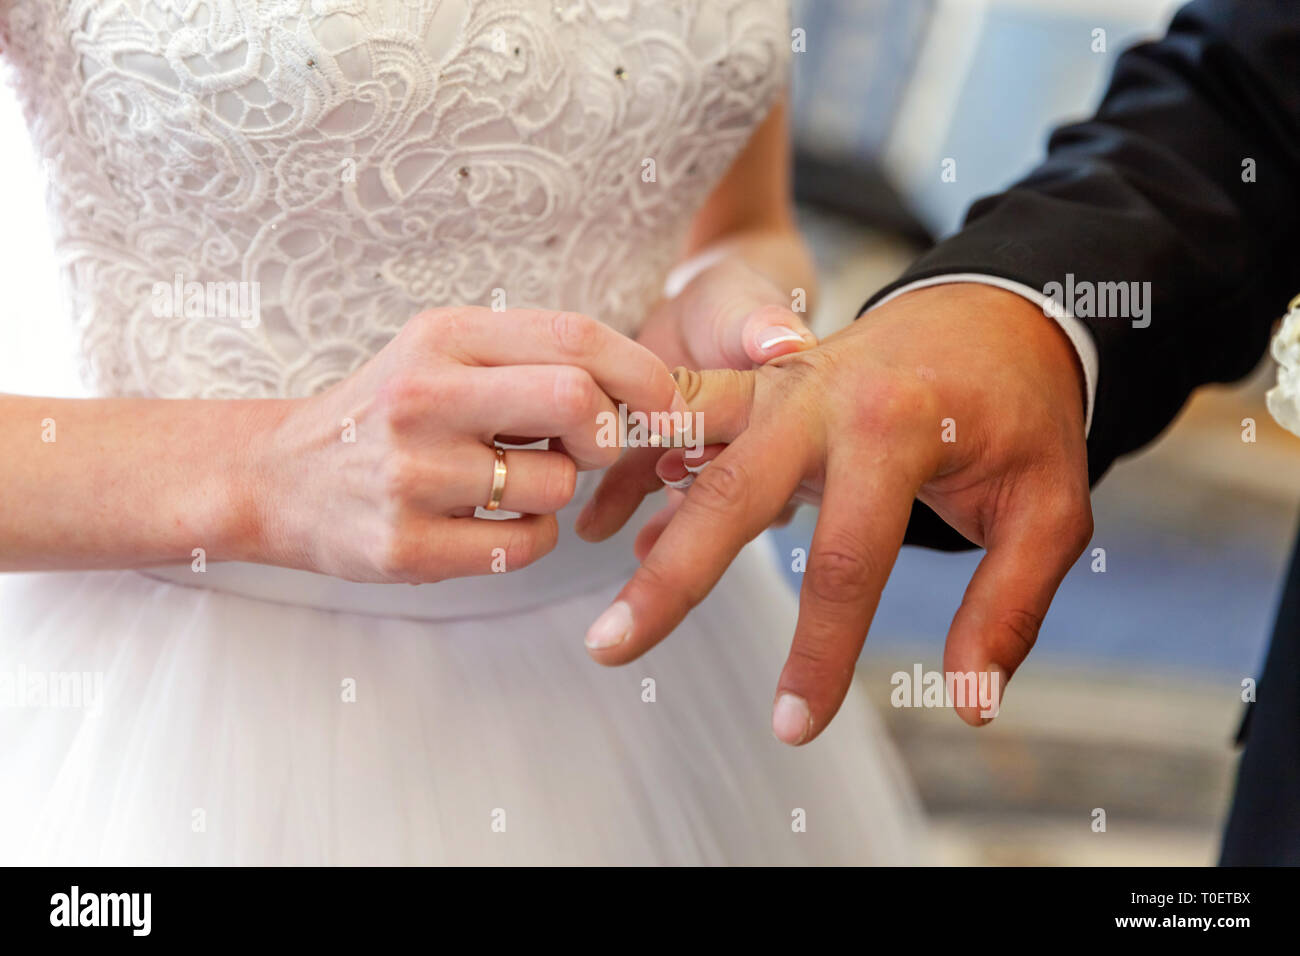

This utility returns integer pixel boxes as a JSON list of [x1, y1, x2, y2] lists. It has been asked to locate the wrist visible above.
[[221, 397, 302, 567], [677, 229, 818, 313], [986, 284, 1090, 430]]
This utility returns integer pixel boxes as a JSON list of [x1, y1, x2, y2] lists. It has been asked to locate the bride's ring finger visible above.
[[449, 444, 578, 515]]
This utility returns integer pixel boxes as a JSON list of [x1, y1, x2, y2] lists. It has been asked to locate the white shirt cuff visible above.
[[868, 273, 1098, 435]]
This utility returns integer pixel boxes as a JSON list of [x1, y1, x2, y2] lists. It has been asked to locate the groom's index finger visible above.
[[584, 420, 808, 663]]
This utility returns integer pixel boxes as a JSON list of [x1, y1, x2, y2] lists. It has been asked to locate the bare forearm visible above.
[[683, 100, 817, 309], [0, 394, 288, 571]]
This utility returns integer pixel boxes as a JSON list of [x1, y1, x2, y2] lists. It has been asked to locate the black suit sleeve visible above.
[[866, 0, 1300, 549]]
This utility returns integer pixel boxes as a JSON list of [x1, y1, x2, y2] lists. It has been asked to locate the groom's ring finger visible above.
[[444, 445, 577, 515]]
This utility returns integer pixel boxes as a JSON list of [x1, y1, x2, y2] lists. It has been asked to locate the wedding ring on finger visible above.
[[484, 448, 508, 511], [466, 444, 576, 516]]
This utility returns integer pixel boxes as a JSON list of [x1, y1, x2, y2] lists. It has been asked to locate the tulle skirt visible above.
[[0, 532, 925, 865]]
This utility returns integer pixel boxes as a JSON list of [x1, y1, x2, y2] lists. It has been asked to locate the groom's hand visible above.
[[618, 253, 818, 550], [578, 283, 1093, 740]]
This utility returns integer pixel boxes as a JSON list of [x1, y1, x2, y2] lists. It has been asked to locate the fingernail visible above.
[[758, 327, 806, 352], [657, 387, 690, 442], [663, 475, 695, 490], [980, 663, 1007, 723], [585, 600, 633, 649], [772, 692, 811, 745]]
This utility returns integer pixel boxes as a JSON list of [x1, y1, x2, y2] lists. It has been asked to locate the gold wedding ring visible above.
[[485, 448, 508, 511]]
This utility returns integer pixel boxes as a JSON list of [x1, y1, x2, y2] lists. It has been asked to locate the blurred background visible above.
[[776, 0, 1300, 864], [0, 0, 1294, 865]]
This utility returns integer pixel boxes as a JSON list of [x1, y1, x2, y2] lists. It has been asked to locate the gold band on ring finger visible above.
[[485, 448, 508, 511]]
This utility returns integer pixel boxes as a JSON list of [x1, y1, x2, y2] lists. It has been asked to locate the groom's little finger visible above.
[[632, 489, 685, 560], [574, 446, 664, 541]]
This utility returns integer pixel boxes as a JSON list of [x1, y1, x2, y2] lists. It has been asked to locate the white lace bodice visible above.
[[0, 0, 788, 398]]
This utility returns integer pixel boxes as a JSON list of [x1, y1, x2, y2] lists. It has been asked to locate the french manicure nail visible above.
[[772, 692, 811, 745], [585, 600, 633, 649], [758, 327, 806, 351]]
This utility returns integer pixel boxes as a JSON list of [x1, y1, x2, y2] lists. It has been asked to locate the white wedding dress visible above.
[[0, 0, 924, 864]]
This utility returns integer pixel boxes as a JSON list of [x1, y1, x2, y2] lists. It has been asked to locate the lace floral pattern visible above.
[[0, 0, 788, 398]]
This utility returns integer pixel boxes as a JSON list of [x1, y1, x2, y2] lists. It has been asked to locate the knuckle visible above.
[[998, 607, 1044, 656], [376, 375, 423, 416], [805, 540, 876, 604], [853, 376, 937, 435], [377, 375, 447, 430], [415, 307, 461, 341], [551, 366, 598, 421], [372, 525, 425, 584], [765, 342, 838, 382], [379, 452, 424, 502], [783, 643, 854, 701], [785, 640, 830, 672], [1066, 512, 1094, 555], [505, 519, 557, 569], [542, 456, 578, 510], [636, 557, 702, 610], [548, 310, 600, 358], [687, 459, 749, 514], [756, 351, 836, 413], [1069, 499, 1095, 552], [1048, 489, 1094, 554]]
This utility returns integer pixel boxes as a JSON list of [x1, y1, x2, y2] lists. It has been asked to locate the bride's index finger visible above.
[[576, 367, 756, 539], [423, 307, 685, 423]]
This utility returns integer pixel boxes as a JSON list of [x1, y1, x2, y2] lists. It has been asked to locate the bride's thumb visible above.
[[742, 304, 817, 365]]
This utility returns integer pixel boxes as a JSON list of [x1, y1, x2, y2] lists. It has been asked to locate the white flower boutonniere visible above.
[[1267, 294, 1300, 438]]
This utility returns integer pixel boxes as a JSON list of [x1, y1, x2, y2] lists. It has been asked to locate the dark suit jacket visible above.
[[864, 0, 1300, 863]]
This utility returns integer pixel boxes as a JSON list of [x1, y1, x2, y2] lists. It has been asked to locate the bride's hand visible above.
[[254, 307, 685, 583], [636, 255, 816, 372], [578, 284, 1094, 738], [589, 250, 818, 549]]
